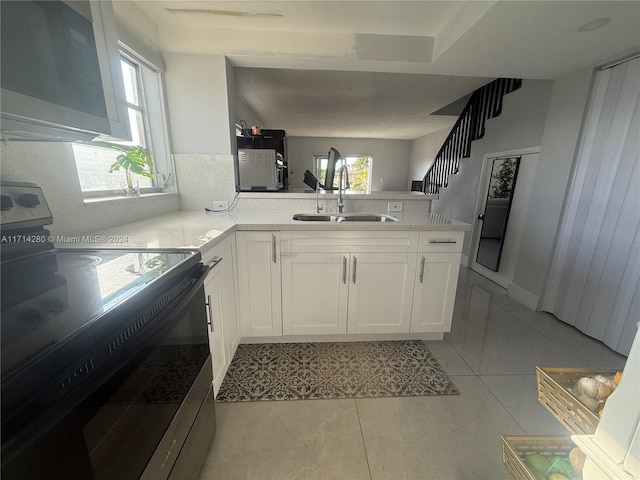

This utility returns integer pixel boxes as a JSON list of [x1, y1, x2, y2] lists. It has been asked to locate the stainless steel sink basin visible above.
[[292, 213, 399, 222]]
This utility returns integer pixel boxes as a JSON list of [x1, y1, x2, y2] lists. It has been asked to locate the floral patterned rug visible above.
[[216, 340, 459, 402]]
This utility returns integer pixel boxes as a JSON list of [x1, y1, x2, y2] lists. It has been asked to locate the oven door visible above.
[[1, 268, 215, 480]]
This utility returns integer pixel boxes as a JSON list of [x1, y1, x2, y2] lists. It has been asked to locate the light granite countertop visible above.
[[61, 209, 470, 256]]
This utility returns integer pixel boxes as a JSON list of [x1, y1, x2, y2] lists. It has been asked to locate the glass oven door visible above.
[[2, 280, 213, 480]]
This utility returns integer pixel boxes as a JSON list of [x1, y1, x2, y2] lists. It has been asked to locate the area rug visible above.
[[216, 340, 459, 402]]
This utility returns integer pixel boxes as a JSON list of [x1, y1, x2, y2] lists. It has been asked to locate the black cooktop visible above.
[[0, 248, 199, 380]]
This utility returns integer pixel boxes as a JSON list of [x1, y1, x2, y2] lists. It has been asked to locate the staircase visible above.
[[422, 78, 522, 195]]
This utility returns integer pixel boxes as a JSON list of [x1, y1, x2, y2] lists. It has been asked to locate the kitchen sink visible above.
[[292, 213, 399, 222]]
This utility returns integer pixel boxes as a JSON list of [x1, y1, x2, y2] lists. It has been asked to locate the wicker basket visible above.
[[536, 366, 618, 435], [501, 435, 578, 480]]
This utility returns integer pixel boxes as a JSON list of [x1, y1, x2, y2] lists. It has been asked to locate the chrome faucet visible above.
[[337, 165, 350, 213]]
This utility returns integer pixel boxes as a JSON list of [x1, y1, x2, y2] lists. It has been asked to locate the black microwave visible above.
[[0, 1, 125, 141]]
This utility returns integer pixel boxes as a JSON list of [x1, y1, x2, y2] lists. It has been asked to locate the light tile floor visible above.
[[199, 267, 627, 480]]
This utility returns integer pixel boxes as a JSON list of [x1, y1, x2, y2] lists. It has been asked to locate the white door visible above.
[[282, 253, 348, 335], [470, 150, 539, 288], [543, 57, 640, 355], [410, 252, 460, 333], [236, 231, 282, 337], [347, 252, 416, 334]]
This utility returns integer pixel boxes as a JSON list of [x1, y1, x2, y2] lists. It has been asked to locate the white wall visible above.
[[164, 53, 235, 155], [409, 126, 453, 188], [113, 1, 163, 69], [286, 136, 412, 191], [235, 95, 265, 129], [511, 67, 594, 302], [0, 142, 179, 237], [432, 80, 554, 255]]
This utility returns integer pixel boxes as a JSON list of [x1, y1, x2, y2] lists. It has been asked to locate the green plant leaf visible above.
[[108, 145, 155, 184]]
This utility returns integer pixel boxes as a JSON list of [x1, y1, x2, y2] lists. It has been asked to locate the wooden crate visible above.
[[501, 435, 578, 480], [536, 366, 617, 435]]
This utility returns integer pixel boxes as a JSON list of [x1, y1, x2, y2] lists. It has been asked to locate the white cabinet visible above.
[[281, 231, 418, 335], [202, 236, 239, 395], [347, 253, 416, 334], [204, 262, 226, 394], [409, 231, 463, 333], [281, 253, 348, 335], [236, 231, 282, 337], [241, 229, 463, 339], [410, 252, 460, 333]]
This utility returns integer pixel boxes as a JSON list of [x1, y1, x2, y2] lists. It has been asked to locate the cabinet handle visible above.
[[419, 256, 426, 283], [342, 256, 347, 284], [207, 256, 223, 269], [428, 240, 457, 244], [272, 234, 277, 263], [205, 294, 214, 332], [352, 256, 357, 284]]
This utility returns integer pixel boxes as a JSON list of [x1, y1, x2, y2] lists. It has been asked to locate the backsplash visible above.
[[174, 153, 236, 211], [232, 195, 431, 216], [0, 141, 179, 237]]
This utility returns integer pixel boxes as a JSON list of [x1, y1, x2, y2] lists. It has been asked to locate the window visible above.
[[72, 47, 172, 197], [314, 155, 372, 194]]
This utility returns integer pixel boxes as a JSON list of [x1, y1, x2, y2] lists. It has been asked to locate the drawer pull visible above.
[[428, 240, 457, 244], [207, 256, 223, 269]]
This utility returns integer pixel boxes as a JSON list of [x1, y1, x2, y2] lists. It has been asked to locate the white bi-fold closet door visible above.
[[543, 55, 640, 356]]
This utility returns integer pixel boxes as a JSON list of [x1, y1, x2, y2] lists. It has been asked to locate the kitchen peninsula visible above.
[[72, 207, 470, 394]]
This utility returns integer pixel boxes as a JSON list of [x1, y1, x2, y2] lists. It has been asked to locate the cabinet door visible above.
[[410, 253, 460, 333], [236, 231, 282, 337], [221, 239, 239, 360], [282, 253, 348, 335], [204, 266, 226, 395], [347, 253, 417, 334]]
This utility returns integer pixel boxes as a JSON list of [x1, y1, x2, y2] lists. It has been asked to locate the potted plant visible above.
[[109, 145, 154, 196]]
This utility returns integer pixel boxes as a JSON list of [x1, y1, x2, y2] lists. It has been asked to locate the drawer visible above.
[[282, 230, 418, 253], [417, 231, 464, 253]]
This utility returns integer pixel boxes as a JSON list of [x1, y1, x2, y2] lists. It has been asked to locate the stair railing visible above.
[[422, 78, 522, 195]]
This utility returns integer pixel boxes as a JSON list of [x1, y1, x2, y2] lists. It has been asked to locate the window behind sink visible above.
[[314, 154, 372, 193]]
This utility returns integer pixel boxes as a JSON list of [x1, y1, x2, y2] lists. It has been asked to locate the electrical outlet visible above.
[[212, 201, 229, 210], [388, 202, 403, 212]]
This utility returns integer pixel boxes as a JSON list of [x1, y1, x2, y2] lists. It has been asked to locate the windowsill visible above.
[[83, 192, 178, 205]]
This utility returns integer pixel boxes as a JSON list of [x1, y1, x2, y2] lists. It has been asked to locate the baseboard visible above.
[[460, 254, 469, 267], [241, 332, 445, 344], [507, 282, 540, 311]]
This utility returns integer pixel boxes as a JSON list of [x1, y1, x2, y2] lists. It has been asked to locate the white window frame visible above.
[[313, 153, 373, 194], [72, 45, 174, 199]]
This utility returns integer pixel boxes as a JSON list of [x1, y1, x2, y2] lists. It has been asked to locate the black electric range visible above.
[[0, 182, 215, 480]]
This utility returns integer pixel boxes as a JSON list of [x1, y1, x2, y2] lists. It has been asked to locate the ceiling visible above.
[[234, 69, 489, 139], [131, 1, 640, 140]]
